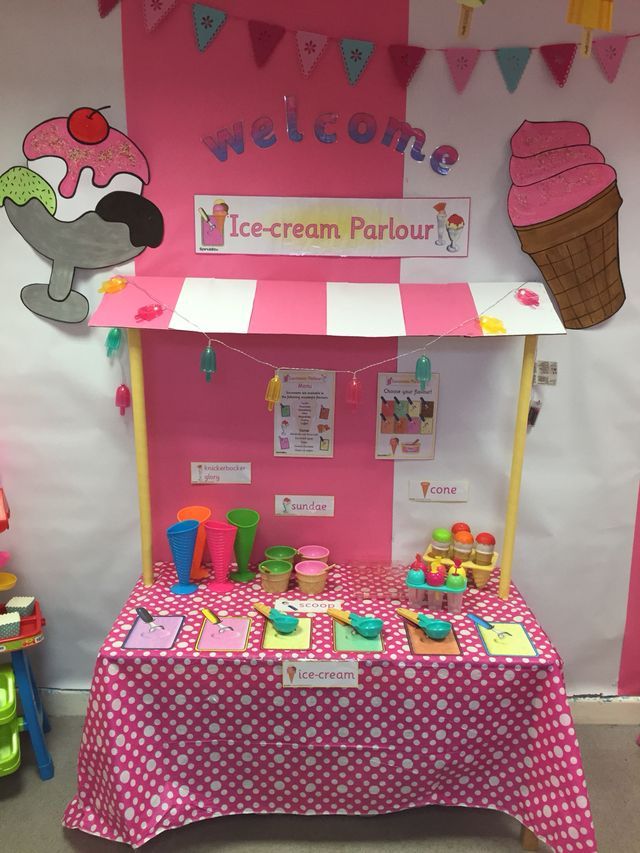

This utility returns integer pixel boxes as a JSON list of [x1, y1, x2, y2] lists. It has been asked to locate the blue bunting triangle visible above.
[[192, 4, 226, 52], [340, 38, 375, 85], [495, 47, 531, 93]]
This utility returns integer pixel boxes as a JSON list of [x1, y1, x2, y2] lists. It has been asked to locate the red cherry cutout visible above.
[[67, 106, 111, 145]]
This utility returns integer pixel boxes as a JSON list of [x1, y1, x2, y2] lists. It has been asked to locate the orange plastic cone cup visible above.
[[177, 506, 212, 581]]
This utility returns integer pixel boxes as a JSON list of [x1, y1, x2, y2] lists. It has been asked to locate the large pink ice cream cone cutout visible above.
[[177, 505, 211, 582], [166, 520, 198, 595], [204, 520, 236, 592], [508, 120, 624, 329]]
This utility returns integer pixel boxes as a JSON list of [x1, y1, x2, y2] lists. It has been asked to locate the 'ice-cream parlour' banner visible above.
[[194, 196, 470, 258]]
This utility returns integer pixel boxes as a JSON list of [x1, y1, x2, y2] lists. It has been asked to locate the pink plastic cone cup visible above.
[[204, 520, 236, 592]]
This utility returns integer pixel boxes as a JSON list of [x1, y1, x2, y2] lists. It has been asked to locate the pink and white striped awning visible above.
[[90, 277, 565, 337]]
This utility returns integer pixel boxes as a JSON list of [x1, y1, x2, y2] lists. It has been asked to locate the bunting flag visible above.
[[540, 42, 577, 87], [495, 47, 532, 93], [192, 5, 226, 52], [99, 3, 636, 91], [445, 47, 480, 93], [98, 0, 119, 17], [388, 44, 426, 88], [593, 34, 628, 82], [249, 20, 286, 67], [340, 38, 375, 85], [296, 31, 329, 78], [143, 0, 178, 33]]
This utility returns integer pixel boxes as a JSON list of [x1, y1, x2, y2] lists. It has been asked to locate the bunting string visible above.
[[99, 1, 639, 90]]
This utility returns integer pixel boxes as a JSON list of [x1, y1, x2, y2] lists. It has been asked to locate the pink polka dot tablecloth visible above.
[[63, 563, 597, 851]]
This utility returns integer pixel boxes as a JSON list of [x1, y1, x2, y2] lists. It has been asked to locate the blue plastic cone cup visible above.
[[167, 519, 199, 594]]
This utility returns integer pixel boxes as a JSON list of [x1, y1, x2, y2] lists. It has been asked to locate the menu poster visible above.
[[376, 372, 439, 460], [274, 370, 336, 458]]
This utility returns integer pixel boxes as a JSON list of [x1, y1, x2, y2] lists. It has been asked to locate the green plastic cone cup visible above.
[[226, 508, 260, 582]]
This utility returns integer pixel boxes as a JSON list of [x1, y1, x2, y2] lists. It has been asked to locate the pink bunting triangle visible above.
[[540, 42, 577, 88], [143, 0, 178, 33], [593, 35, 628, 83], [295, 31, 329, 77], [98, 0, 119, 17], [389, 45, 426, 88], [249, 20, 286, 68], [444, 48, 480, 93]]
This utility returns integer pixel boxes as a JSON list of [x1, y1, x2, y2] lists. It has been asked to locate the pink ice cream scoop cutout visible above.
[[508, 119, 625, 330], [0, 106, 163, 324], [23, 108, 150, 198]]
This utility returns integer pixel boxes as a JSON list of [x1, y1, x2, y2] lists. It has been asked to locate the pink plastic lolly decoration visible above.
[[0, 551, 10, 567], [115, 383, 131, 415], [135, 303, 164, 322], [515, 288, 540, 308]]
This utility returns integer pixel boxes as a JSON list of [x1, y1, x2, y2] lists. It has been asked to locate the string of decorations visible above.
[[97, 1, 638, 90], [103, 276, 537, 413]]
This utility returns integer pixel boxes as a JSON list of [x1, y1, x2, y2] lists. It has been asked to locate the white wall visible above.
[[0, 0, 140, 688], [397, 0, 640, 693], [1, 0, 638, 693]]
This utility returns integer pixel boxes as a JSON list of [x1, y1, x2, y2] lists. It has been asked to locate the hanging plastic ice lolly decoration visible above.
[[457, 0, 487, 39], [415, 355, 432, 391], [265, 372, 282, 411], [346, 374, 362, 408], [567, 0, 614, 58], [105, 327, 122, 357], [115, 383, 131, 415], [200, 344, 216, 382]]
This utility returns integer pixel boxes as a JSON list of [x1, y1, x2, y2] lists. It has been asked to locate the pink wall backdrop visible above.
[[618, 485, 640, 694], [121, 0, 409, 560]]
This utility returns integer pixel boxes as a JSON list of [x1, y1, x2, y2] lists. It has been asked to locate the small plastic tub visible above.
[[295, 561, 328, 594], [297, 545, 330, 563], [258, 560, 292, 594], [265, 546, 297, 563]]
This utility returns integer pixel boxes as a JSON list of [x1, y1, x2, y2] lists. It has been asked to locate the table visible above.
[[64, 564, 597, 851]]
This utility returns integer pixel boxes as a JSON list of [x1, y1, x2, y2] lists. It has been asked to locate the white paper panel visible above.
[[326, 282, 406, 337], [170, 277, 257, 333], [467, 282, 566, 336]]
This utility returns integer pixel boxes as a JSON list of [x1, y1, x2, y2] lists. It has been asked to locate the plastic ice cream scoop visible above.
[[467, 612, 512, 640], [397, 608, 452, 641], [135, 606, 164, 632], [253, 602, 299, 634], [327, 609, 383, 639]]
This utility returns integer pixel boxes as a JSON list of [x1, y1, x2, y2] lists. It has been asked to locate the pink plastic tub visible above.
[[297, 545, 330, 562], [295, 560, 328, 575]]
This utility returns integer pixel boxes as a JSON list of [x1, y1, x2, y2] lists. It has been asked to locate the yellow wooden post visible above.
[[127, 329, 154, 587], [499, 335, 537, 600]]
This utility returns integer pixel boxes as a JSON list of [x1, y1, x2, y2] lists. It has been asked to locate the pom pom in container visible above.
[[415, 354, 432, 391], [346, 374, 362, 408], [105, 327, 122, 357], [265, 372, 282, 411], [115, 383, 131, 416], [200, 344, 216, 382]]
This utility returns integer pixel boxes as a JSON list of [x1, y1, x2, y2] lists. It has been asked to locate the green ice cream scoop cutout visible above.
[[0, 167, 57, 215]]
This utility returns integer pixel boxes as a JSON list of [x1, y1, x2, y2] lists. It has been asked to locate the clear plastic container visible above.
[[427, 590, 444, 610], [447, 591, 464, 613]]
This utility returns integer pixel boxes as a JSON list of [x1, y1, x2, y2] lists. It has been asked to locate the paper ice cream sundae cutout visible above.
[[0, 106, 163, 324], [508, 119, 624, 330]]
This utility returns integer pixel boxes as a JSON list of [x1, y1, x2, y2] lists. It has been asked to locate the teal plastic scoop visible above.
[[253, 602, 299, 634]]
